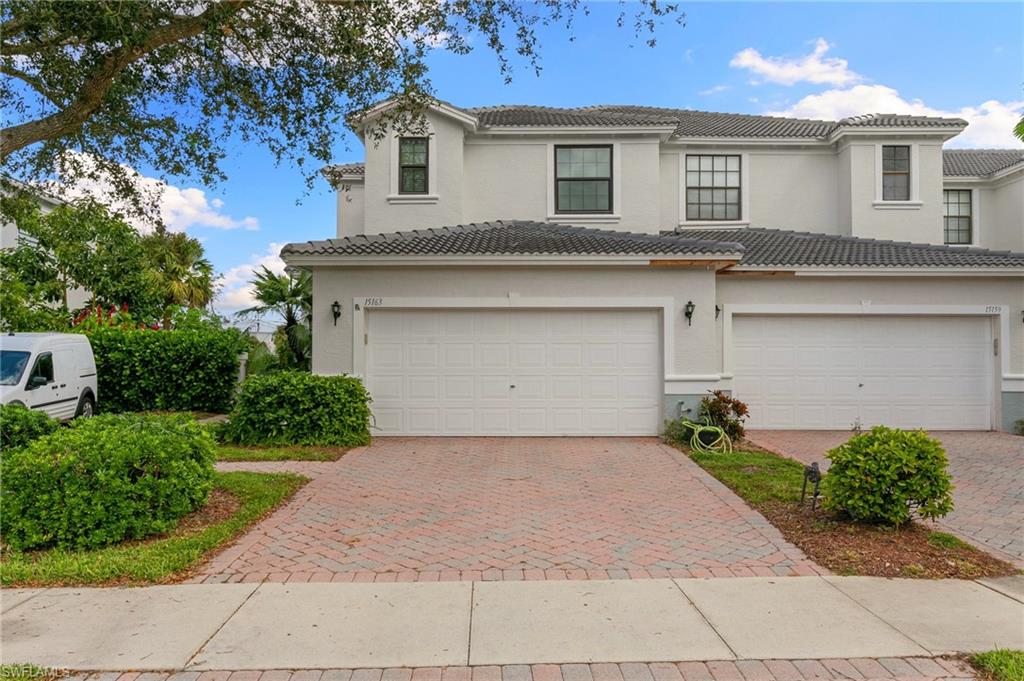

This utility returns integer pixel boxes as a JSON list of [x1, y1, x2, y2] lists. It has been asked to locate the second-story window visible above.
[[943, 189, 972, 245], [399, 137, 428, 194], [685, 155, 741, 221], [882, 145, 910, 201], [555, 145, 612, 213]]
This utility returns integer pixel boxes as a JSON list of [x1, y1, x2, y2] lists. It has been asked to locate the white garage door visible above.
[[366, 308, 662, 435], [733, 315, 993, 430]]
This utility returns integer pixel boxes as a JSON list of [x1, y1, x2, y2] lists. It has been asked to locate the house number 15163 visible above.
[[364, 297, 384, 307]]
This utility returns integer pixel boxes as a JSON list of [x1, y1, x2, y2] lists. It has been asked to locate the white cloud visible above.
[[51, 152, 259, 234], [215, 242, 287, 314], [699, 84, 730, 96], [730, 38, 861, 87], [770, 84, 1024, 148]]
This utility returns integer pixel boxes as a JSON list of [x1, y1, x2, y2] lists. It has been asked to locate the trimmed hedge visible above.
[[84, 326, 246, 413], [822, 426, 954, 527], [224, 372, 372, 446], [0, 403, 59, 451], [1, 413, 215, 551]]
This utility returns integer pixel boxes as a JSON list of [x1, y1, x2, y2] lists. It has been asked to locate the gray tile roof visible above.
[[282, 221, 744, 258], [943, 149, 1024, 177], [674, 227, 1024, 269], [837, 113, 967, 128], [322, 163, 365, 185], [463, 105, 964, 139]]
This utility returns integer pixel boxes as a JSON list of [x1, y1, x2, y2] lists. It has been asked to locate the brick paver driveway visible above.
[[198, 438, 822, 583], [746, 430, 1024, 567]]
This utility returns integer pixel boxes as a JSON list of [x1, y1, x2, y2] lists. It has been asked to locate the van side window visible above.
[[29, 353, 54, 384]]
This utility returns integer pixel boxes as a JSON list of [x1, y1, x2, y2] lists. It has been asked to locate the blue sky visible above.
[[119, 1, 1022, 313]]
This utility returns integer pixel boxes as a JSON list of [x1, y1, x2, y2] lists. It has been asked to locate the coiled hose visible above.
[[681, 417, 733, 454]]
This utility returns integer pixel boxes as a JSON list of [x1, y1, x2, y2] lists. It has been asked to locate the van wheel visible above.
[[75, 393, 95, 418]]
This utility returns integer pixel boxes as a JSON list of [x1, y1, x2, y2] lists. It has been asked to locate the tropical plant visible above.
[[237, 266, 312, 370], [697, 390, 749, 442], [1015, 116, 1024, 144], [141, 230, 215, 328], [1, 194, 161, 322], [0, 1, 681, 223]]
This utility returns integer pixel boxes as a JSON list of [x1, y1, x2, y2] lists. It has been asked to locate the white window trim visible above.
[[677, 151, 751, 227], [388, 127, 439, 204], [942, 186, 980, 247], [873, 143, 921, 208], [546, 142, 622, 223], [350, 295, 674, 385]]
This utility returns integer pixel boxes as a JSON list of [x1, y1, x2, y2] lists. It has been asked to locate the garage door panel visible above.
[[368, 308, 661, 435], [734, 315, 991, 430]]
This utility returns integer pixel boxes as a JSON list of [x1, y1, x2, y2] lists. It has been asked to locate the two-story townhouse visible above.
[[285, 100, 1024, 436]]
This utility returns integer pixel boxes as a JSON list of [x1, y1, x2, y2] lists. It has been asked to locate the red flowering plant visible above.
[[72, 304, 146, 332]]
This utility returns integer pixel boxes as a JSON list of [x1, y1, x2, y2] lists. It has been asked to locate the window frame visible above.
[[943, 188, 973, 245], [553, 144, 614, 214], [398, 136, 429, 195], [684, 154, 743, 222], [881, 145, 911, 202], [27, 352, 54, 388]]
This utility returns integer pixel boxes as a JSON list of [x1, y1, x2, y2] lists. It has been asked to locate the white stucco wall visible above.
[[984, 173, 1024, 252], [336, 183, 365, 238], [843, 139, 946, 245], [362, 111, 466, 233], [309, 265, 720, 380]]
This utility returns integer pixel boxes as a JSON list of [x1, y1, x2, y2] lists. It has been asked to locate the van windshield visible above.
[[1, 350, 31, 386]]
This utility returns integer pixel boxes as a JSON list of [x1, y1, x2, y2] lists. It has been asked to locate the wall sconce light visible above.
[[683, 300, 696, 326], [715, 305, 722, 320], [331, 300, 342, 326]]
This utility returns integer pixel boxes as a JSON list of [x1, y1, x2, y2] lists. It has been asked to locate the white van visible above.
[[0, 333, 98, 420]]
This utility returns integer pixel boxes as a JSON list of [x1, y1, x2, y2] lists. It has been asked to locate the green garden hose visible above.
[[681, 417, 733, 454]]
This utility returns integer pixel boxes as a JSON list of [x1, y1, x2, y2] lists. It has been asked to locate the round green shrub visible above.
[[224, 371, 372, 446], [822, 426, 954, 526], [1, 413, 215, 551], [0, 403, 59, 451]]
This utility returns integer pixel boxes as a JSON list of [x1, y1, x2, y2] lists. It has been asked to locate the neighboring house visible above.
[[1, 183, 91, 311], [283, 100, 1024, 435]]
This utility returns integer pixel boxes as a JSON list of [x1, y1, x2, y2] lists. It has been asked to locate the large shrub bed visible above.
[[1, 414, 215, 551], [84, 325, 246, 413], [224, 371, 372, 446], [0, 403, 59, 451]]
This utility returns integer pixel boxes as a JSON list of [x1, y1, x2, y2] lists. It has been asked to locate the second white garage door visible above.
[[732, 315, 993, 430], [366, 308, 662, 435]]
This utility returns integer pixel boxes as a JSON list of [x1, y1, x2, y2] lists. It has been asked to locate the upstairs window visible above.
[[555, 145, 612, 213], [943, 189, 972, 245], [882, 145, 910, 201], [398, 137, 428, 194], [685, 155, 741, 221]]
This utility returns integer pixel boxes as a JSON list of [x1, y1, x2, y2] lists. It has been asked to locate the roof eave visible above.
[[668, 136, 830, 146], [353, 98, 479, 132], [281, 253, 743, 267], [829, 125, 966, 142], [725, 265, 1024, 277]]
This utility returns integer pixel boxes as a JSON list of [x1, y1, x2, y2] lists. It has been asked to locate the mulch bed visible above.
[[757, 499, 1018, 579], [171, 489, 242, 536]]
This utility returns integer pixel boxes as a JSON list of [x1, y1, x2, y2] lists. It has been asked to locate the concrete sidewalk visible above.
[[2, 576, 1022, 671]]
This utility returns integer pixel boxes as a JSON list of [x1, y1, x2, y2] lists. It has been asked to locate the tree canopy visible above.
[[1, 0, 683, 224]]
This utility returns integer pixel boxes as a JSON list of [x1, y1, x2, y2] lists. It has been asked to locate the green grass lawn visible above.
[[688, 447, 805, 504], [0, 471, 306, 587], [972, 650, 1024, 681], [216, 444, 349, 462]]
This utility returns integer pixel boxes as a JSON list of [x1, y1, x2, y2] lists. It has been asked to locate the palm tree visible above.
[[237, 266, 312, 369], [141, 230, 215, 328], [1015, 116, 1024, 144]]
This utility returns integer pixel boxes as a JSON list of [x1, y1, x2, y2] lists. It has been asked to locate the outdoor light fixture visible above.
[[801, 462, 822, 510], [683, 300, 696, 326], [331, 300, 342, 326], [715, 305, 722, 320]]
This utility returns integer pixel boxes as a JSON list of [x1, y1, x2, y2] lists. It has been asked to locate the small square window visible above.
[[554, 146, 612, 213]]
